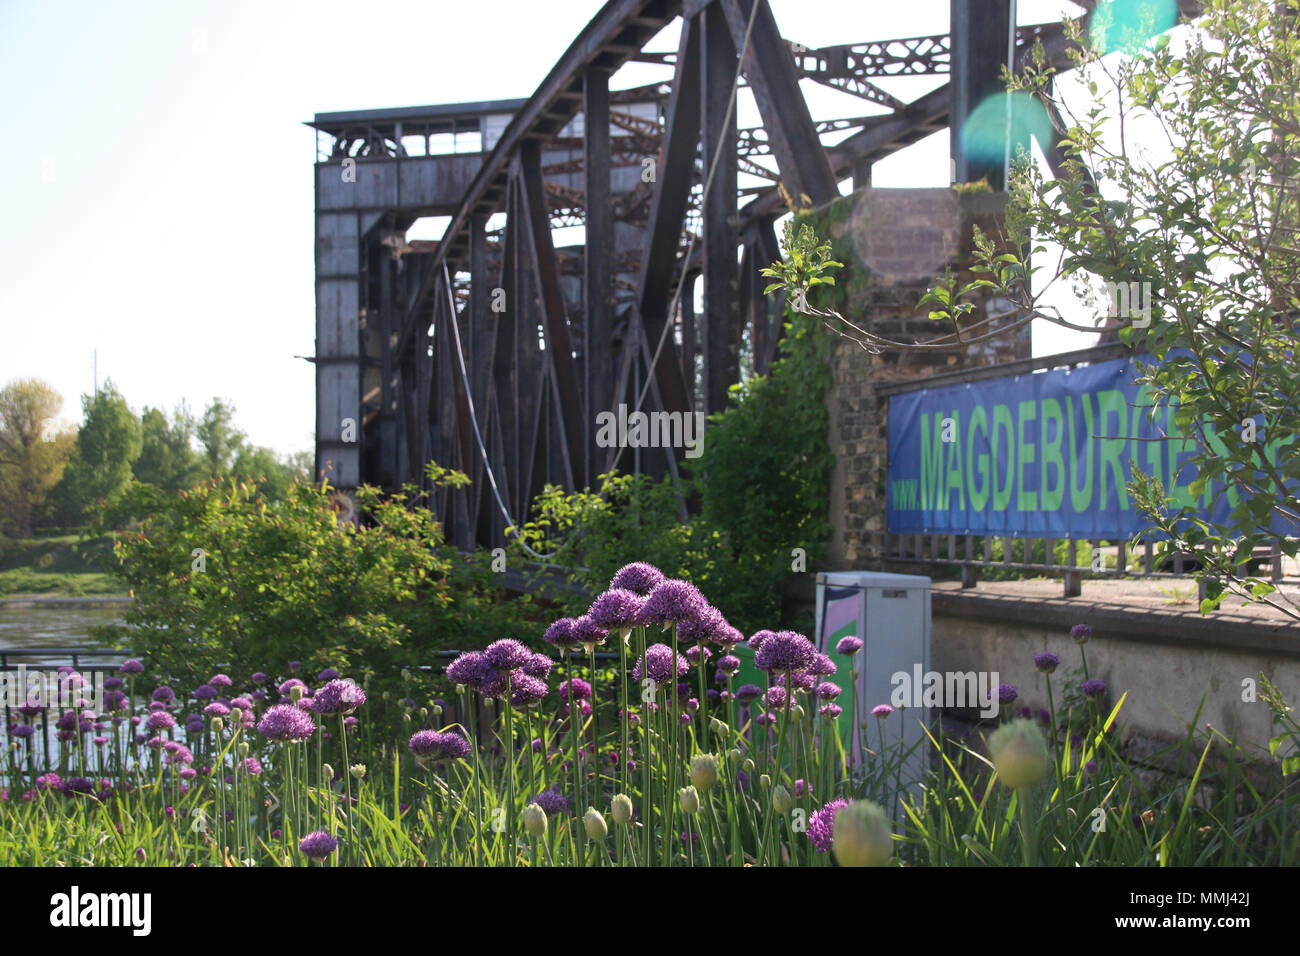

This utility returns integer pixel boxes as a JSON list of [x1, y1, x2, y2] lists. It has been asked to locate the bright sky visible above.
[[0, 0, 1093, 454]]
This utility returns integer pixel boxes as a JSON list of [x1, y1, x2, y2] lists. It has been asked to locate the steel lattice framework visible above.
[[308, 0, 1201, 550]]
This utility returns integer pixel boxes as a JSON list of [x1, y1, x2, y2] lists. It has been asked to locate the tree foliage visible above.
[[0, 378, 75, 536]]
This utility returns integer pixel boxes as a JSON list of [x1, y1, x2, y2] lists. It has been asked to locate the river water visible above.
[[0, 603, 127, 662]]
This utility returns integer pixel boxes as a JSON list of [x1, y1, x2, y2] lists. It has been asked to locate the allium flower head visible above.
[[558, 678, 591, 702], [748, 630, 776, 651], [808, 797, 850, 852], [689, 753, 720, 791], [151, 686, 175, 703], [609, 562, 665, 596], [677, 605, 727, 645], [145, 711, 175, 732], [717, 654, 741, 677], [1081, 678, 1107, 699], [816, 681, 842, 701], [408, 730, 471, 761], [521, 804, 547, 838], [998, 683, 1018, 705], [311, 679, 367, 716], [872, 704, 894, 719], [809, 653, 837, 677], [316, 668, 340, 681], [257, 704, 316, 742], [193, 684, 218, 700], [520, 652, 553, 679], [1070, 623, 1093, 644], [569, 615, 608, 651], [1034, 651, 1060, 673], [638, 579, 708, 627], [836, 636, 863, 655], [298, 831, 338, 861], [445, 651, 496, 690], [510, 674, 549, 707], [543, 617, 579, 650], [754, 631, 816, 674], [250, 672, 268, 683], [203, 703, 230, 718], [118, 659, 144, 675], [587, 589, 646, 634], [764, 686, 788, 710], [209, 674, 233, 688], [632, 643, 689, 684], [530, 787, 571, 817], [483, 638, 532, 671], [988, 718, 1051, 789], [819, 703, 843, 718], [277, 678, 307, 697], [832, 800, 893, 867], [734, 683, 762, 703]]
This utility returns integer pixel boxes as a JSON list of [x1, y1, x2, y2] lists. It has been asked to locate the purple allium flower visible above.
[[147, 701, 166, 711], [185, 716, 205, 733], [779, 671, 817, 693], [310, 679, 366, 717], [717, 654, 741, 677], [753, 631, 816, 674], [251, 689, 268, 701], [794, 779, 812, 797], [638, 579, 708, 627], [765, 687, 788, 709], [103, 676, 123, 690], [243, 757, 263, 776], [685, 644, 713, 665], [193, 684, 218, 700], [316, 668, 339, 681], [587, 589, 646, 632], [998, 683, 1018, 705], [230, 696, 253, 710], [677, 605, 727, 645], [209, 674, 233, 688], [1018, 706, 1032, 719], [203, 703, 230, 718], [482, 639, 532, 671], [151, 686, 175, 703], [343, 716, 358, 729], [530, 787, 571, 816], [445, 651, 496, 690], [836, 636, 864, 656], [165, 745, 194, 766], [408, 730, 472, 761], [558, 678, 592, 702], [1034, 651, 1060, 673], [510, 674, 549, 707], [609, 562, 665, 596], [257, 704, 316, 742], [1070, 624, 1093, 644], [872, 704, 894, 719], [753, 712, 776, 726], [543, 617, 578, 649], [16, 701, 43, 717], [118, 659, 144, 675], [91, 735, 108, 747], [559, 699, 593, 720], [1037, 708, 1051, 726], [299, 830, 338, 861], [632, 643, 689, 684], [819, 703, 843, 718], [570, 615, 609, 650], [145, 711, 175, 732], [749, 630, 776, 651], [277, 678, 307, 697], [250, 672, 268, 683], [1081, 678, 1107, 699], [62, 777, 95, 796], [816, 681, 842, 701], [10, 724, 34, 738], [809, 653, 837, 677], [103, 690, 128, 712], [734, 683, 762, 703], [289, 661, 302, 672], [808, 797, 850, 852], [716, 625, 745, 647], [522, 652, 553, 679], [1084, 760, 1099, 776]]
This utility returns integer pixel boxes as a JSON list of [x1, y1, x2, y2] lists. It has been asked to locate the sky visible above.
[[0, 0, 1095, 455]]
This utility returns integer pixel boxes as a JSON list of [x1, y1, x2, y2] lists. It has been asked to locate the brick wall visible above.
[[823, 187, 1031, 566]]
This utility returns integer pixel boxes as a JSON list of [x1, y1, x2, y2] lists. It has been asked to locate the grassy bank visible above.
[[0, 533, 124, 598]]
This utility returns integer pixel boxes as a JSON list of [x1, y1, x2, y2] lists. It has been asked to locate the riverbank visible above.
[[0, 533, 128, 600]]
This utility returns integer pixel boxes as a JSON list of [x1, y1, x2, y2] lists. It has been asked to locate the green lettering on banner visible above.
[[1040, 397, 1065, 511], [968, 405, 990, 512], [945, 410, 965, 510], [1017, 400, 1038, 511], [991, 404, 1015, 511], [1097, 389, 1130, 511], [1165, 403, 1198, 508], [1067, 394, 1095, 513], [920, 411, 946, 510]]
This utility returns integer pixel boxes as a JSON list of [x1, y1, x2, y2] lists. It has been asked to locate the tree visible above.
[[196, 397, 246, 477], [0, 379, 75, 536], [52, 381, 143, 526], [134, 401, 201, 491], [774, 1, 1300, 620]]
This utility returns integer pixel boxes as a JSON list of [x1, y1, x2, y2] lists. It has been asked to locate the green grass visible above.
[[0, 533, 125, 598]]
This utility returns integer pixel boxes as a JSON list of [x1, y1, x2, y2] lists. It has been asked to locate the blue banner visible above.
[[886, 356, 1290, 538]]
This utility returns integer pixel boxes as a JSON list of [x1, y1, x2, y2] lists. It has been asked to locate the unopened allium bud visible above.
[[401, 669, 412, 681], [988, 719, 1051, 790], [727, 748, 742, 764], [584, 807, 608, 841], [792, 704, 806, 720], [483, 697, 495, 709], [521, 803, 547, 838], [743, 758, 755, 773], [290, 685, 305, 702], [610, 793, 634, 825], [210, 717, 224, 734], [832, 800, 893, 867], [418, 707, 428, 719], [678, 786, 700, 815], [237, 742, 249, 757], [710, 717, 727, 735], [230, 707, 243, 723], [349, 763, 367, 780], [403, 713, 411, 723], [759, 773, 772, 791], [322, 764, 334, 782], [431, 704, 443, 717], [771, 784, 793, 814], [382, 690, 391, 700], [689, 753, 719, 791]]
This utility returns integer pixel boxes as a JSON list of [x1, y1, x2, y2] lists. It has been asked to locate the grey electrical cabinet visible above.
[[814, 570, 931, 798]]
